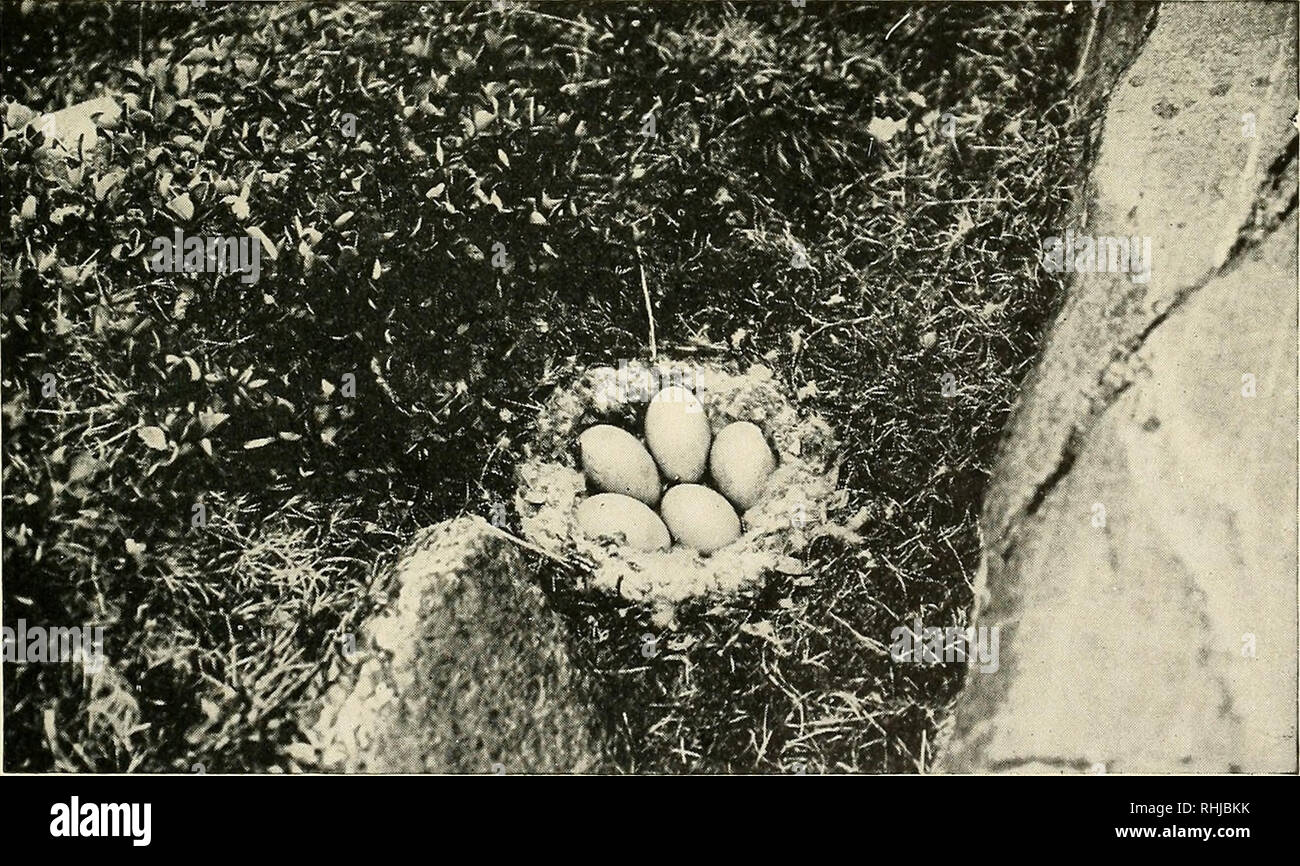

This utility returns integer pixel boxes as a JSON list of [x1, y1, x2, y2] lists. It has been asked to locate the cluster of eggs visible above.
[[576, 386, 777, 554]]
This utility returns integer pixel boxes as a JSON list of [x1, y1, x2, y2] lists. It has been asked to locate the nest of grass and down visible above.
[[2, 2, 1085, 772]]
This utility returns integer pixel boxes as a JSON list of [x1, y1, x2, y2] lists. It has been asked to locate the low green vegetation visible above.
[[2, 1, 1085, 772]]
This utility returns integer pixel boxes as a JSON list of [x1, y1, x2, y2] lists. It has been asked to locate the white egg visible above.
[[710, 421, 777, 510], [579, 424, 662, 505], [659, 484, 741, 553], [644, 386, 711, 483], [577, 493, 671, 551]]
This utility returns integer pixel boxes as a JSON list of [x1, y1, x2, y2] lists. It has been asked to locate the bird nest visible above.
[[515, 358, 861, 612]]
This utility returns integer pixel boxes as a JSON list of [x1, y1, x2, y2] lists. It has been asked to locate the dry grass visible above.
[[2, 1, 1087, 772]]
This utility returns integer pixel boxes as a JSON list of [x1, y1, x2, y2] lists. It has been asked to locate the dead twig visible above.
[[636, 246, 657, 361]]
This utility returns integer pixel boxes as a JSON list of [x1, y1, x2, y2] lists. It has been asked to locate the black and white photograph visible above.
[[0, 0, 1296, 842]]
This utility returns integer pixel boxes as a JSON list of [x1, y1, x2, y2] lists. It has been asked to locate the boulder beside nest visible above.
[[291, 516, 606, 773]]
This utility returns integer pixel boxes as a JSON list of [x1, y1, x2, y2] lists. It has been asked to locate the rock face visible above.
[[938, 2, 1298, 773], [297, 517, 606, 773]]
